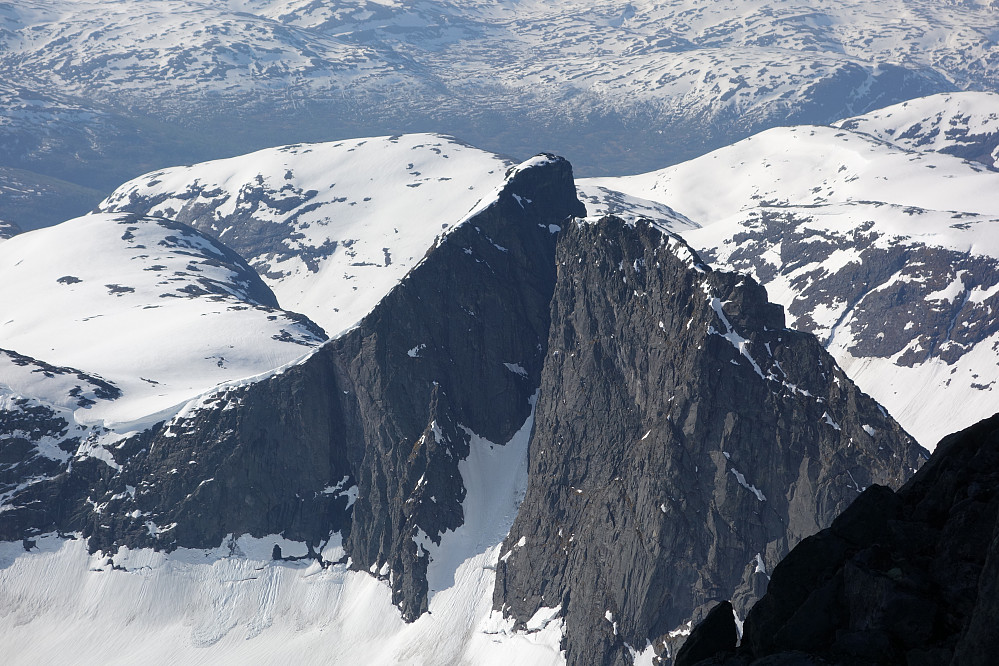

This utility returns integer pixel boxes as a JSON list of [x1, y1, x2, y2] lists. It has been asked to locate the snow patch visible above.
[[730, 468, 766, 502], [503, 363, 528, 377]]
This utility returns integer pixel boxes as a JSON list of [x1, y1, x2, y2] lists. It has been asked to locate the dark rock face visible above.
[[0, 397, 80, 518], [0, 154, 583, 621], [328, 154, 582, 617], [493, 217, 926, 666], [0, 350, 123, 532], [695, 412, 999, 666]]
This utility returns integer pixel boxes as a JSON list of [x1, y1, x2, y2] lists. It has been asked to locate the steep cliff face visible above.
[[682, 411, 999, 666], [493, 217, 927, 666], [0, 154, 584, 622], [328, 154, 583, 617]]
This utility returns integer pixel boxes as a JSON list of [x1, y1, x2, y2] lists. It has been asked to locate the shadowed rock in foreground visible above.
[[682, 412, 999, 666]]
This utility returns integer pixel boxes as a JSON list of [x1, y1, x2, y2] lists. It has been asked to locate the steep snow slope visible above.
[[582, 95, 999, 447], [0, 212, 325, 431], [100, 134, 513, 335]]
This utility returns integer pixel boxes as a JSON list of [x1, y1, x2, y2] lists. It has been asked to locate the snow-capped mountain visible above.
[[3, 0, 998, 227], [90, 94, 999, 450], [582, 92, 999, 448], [99, 134, 513, 336], [2, 0, 999, 663], [0, 154, 584, 665], [0, 154, 926, 666]]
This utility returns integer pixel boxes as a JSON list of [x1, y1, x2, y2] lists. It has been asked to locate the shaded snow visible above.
[[730, 468, 766, 502]]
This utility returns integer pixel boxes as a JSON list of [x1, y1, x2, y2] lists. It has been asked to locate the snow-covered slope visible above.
[[582, 94, 999, 447], [100, 134, 512, 335], [0, 212, 326, 432], [834, 92, 999, 168]]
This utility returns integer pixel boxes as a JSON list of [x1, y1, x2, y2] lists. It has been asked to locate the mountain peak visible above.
[[458, 152, 587, 227]]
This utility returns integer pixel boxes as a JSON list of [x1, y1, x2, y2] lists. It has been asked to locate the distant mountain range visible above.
[[2, 0, 998, 226]]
